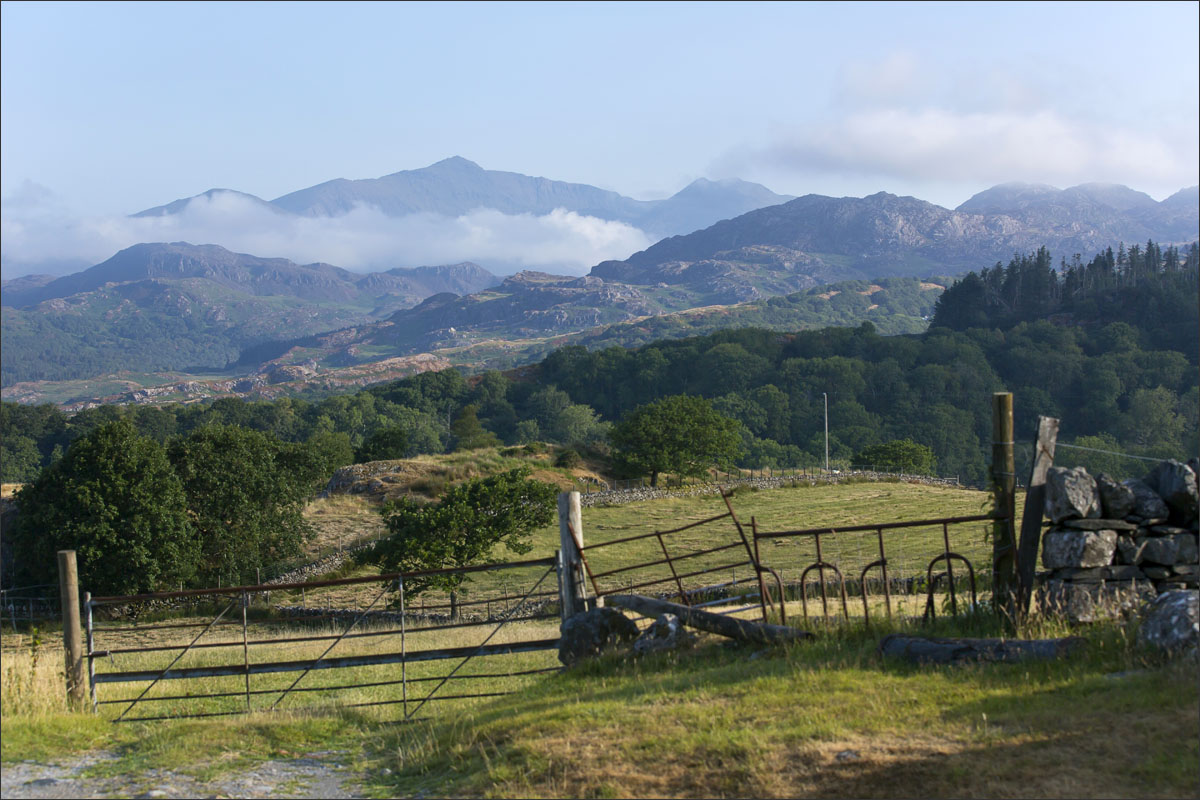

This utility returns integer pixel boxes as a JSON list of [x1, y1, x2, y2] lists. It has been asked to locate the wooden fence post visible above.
[[1016, 416, 1059, 617], [57, 550, 86, 709], [558, 491, 586, 621], [991, 393, 1018, 621]]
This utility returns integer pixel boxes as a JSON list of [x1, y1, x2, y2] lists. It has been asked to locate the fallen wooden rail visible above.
[[605, 594, 811, 644]]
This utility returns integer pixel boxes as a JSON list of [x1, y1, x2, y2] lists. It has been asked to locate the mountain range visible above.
[[134, 156, 795, 240], [2, 172, 1196, 404]]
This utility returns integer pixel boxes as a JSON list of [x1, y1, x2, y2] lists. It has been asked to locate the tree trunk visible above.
[[650, 471, 659, 488], [450, 590, 459, 621]]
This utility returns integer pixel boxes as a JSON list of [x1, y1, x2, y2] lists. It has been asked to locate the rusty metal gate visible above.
[[84, 557, 564, 722], [750, 513, 1002, 625]]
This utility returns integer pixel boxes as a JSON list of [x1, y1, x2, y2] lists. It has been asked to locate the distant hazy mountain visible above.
[[1, 242, 499, 310], [0, 243, 500, 384], [132, 188, 283, 217], [135, 157, 795, 239], [591, 184, 1199, 293]]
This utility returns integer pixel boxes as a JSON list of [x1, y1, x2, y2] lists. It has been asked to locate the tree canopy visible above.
[[368, 467, 557, 612], [9, 420, 197, 595], [610, 395, 743, 487]]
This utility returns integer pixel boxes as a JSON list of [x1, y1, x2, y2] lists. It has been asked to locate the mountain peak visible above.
[[425, 156, 483, 171]]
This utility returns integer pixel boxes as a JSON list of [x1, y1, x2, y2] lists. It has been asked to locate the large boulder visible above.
[[1042, 529, 1118, 569], [632, 613, 697, 655], [1045, 467, 1101, 522], [1137, 590, 1199, 655], [1096, 474, 1136, 520], [1145, 460, 1198, 522], [558, 607, 639, 666], [1123, 479, 1170, 521]]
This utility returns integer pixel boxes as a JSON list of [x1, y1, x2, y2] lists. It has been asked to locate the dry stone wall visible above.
[[1037, 459, 1199, 624]]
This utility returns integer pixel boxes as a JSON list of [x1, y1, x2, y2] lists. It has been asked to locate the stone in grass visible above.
[[1123, 479, 1170, 522], [1096, 473, 1137, 520], [633, 613, 697, 655], [1137, 590, 1199, 655], [558, 607, 639, 667], [1136, 536, 1179, 567], [1045, 467, 1101, 523], [1042, 529, 1117, 569], [1145, 460, 1199, 522]]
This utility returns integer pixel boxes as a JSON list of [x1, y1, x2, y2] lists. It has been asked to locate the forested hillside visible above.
[[4, 242, 1196, 486]]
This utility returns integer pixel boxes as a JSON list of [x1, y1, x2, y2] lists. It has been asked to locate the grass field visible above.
[[5, 480, 1196, 798]]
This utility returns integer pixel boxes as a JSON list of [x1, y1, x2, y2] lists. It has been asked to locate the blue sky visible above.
[[2, 1, 1197, 274]]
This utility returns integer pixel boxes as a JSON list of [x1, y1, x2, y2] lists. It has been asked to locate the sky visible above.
[[2, 1, 1198, 277]]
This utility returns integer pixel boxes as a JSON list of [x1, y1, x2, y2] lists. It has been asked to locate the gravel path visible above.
[[0, 750, 367, 799]]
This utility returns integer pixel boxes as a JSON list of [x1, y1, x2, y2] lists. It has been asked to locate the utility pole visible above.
[[823, 392, 829, 473]]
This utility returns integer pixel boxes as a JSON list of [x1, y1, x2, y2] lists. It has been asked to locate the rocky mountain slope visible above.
[[592, 184, 1198, 292]]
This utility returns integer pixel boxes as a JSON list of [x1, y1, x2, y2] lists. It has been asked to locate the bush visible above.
[[554, 448, 583, 468]]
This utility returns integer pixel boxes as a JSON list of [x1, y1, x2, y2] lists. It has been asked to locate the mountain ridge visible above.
[[133, 157, 795, 239]]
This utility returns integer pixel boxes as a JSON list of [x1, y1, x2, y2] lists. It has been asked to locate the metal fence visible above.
[[84, 557, 563, 723], [750, 514, 1001, 625]]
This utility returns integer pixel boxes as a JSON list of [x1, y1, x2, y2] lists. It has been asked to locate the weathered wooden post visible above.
[[558, 491, 586, 621], [1016, 416, 1059, 617], [991, 393, 1018, 621], [57, 550, 86, 709]]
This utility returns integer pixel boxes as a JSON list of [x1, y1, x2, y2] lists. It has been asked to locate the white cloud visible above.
[[727, 107, 1197, 194], [0, 192, 654, 279]]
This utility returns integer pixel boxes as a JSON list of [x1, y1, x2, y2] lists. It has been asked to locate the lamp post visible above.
[[823, 392, 829, 473]]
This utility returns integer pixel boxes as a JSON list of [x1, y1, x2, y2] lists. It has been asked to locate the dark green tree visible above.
[[854, 438, 937, 474], [610, 395, 743, 487], [355, 426, 409, 463], [369, 467, 556, 616], [167, 425, 313, 585], [9, 420, 197, 595], [450, 405, 501, 451]]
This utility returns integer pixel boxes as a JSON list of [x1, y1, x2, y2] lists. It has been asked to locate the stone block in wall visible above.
[[1145, 460, 1198, 522], [1050, 567, 1105, 583], [1036, 578, 1156, 624], [1042, 529, 1118, 569], [1115, 534, 1143, 565], [1045, 467, 1101, 522], [1102, 565, 1146, 580], [1061, 518, 1136, 531], [1173, 533, 1199, 565], [1123, 479, 1170, 521], [1136, 536, 1179, 566], [1096, 473, 1137, 520], [1143, 566, 1174, 580]]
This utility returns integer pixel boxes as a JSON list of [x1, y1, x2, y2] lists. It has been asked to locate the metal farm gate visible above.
[[83, 557, 564, 722]]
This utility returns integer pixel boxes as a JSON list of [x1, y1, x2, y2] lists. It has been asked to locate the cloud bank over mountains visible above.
[[0, 188, 654, 279]]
